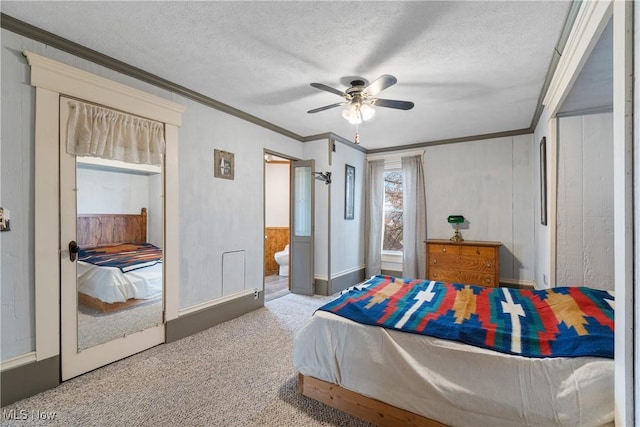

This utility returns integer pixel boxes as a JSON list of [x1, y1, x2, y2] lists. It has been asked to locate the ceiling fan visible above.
[[307, 74, 414, 124]]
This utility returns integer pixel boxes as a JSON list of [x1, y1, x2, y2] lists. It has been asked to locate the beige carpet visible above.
[[78, 299, 163, 350], [1, 293, 373, 427]]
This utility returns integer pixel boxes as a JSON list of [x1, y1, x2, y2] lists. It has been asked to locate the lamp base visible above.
[[450, 226, 464, 242]]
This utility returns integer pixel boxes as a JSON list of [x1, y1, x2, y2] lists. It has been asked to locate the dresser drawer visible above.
[[425, 239, 501, 288], [428, 268, 497, 287], [429, 253, 495, 272], [459, 245, 495, 258], [428, 243, 459, 255]]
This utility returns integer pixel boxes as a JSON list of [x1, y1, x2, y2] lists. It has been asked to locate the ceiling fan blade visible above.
[[373, 98, 415, 110], [307, 102, 344, 114], [365, 74, 397, 97], [310, 83, 345, 97]]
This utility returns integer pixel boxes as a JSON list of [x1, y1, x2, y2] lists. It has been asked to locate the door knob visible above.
[[69, 240, 79, 262]]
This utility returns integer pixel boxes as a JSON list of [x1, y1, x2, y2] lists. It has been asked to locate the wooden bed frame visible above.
[[77, 291, 158, 313], [77, 208, 147, 247], [297, 373, 447, 427], [77, 208, 159, 313]]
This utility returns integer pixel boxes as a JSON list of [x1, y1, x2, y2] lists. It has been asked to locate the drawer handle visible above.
[[486, 278, 491, 283], [476, 249, 481, 255], [432, 259, 437, 264], [486, 263, 491, 268], [441, 248, 447, 253], [433, 273, 438, 278]]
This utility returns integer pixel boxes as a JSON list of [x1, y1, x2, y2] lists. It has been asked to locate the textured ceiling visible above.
[[1, 1, 576, 150]]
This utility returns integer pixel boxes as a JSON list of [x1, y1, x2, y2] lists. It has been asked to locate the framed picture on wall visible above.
[[214, 149, 234, 180], [345, 164, 355, 220], [540, 137, 547, 226]]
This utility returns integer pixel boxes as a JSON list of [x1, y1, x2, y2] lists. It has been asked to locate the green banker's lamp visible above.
[[448, 215, 465, 242]]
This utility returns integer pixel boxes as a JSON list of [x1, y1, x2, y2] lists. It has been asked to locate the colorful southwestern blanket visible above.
[[318, 275, 614, 359], [78, 243, 162, 273]]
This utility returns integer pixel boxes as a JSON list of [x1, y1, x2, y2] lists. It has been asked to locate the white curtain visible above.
[[402, 155, 427, 279], [365, 160, 385, 278], [66, 101, 165, 166]]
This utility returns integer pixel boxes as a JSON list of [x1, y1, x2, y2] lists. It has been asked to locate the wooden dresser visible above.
[[425, 239, 502, 287]]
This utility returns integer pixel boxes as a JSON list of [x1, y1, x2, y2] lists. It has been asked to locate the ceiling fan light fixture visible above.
[[342, 106, 363, 124], [359, 103, 375, 121], [308, 74, 412, 130]]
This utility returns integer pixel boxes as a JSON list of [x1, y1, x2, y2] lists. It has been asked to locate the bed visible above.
[[76, 208, 163, 312], [293, 275, 614, 427]]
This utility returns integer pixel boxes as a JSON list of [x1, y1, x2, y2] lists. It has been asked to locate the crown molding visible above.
[[2, 13, 302, 141], [2, 12, 571, 154], [366, 128, 532, 154], [24, 51, 185, 126], [529, 0, 582, 131]]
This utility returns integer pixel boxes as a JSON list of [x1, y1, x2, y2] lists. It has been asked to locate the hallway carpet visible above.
[[0, 293, 373, 427]]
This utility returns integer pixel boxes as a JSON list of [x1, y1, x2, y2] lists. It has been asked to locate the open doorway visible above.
[[264, 152, 291, 301]]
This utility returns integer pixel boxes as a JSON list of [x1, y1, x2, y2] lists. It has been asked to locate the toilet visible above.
[[274, 244, 289, 276]]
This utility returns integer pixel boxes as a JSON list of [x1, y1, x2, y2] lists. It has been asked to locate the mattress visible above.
[[293, 309, 614, 427], [77, 261, 163, 304]]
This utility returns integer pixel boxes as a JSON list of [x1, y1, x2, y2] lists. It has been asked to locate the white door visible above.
[[289, 160, 314, 295], [60, 97, 165, 380]]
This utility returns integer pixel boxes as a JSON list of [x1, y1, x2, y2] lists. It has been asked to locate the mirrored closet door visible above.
[[60, 96, 165, 380]]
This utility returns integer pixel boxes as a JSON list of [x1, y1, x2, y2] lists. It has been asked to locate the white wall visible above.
[[1, 32, 35, 359], [148, 174, 162, 248], [533, 107, 553, 288], [424, 135, 535, 283], [265, 162, 289, 227], [557, 113, 614, 290], [77, 166, 163, 248], [176, 96, 303, 308], [0, 28, 304, 360], [330, 142, 367, 280], [302, 139, 330, 281], [77, 167, 150, 215]]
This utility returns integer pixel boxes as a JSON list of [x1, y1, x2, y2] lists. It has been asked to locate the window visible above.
[[383, 170, 403, 251]]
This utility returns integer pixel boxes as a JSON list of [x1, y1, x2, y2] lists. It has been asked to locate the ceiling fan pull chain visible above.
[[354, 123, 360, 145]]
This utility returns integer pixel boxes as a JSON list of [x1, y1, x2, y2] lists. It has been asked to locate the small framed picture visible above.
[[214, 149, 234, 180], [345, 164, 355, 220], [540, 137, 547, 225]]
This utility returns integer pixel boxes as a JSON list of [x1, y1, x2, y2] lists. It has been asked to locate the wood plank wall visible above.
[[265, 227, 289, 275], [77, 208, 147, 247]]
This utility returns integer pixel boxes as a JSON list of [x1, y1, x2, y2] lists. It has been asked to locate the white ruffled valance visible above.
[[66, 101, 165, 166]]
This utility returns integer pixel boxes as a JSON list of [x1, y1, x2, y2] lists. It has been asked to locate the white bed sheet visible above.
[[77, 261, 163, 304], [293, 310, 614, 427]]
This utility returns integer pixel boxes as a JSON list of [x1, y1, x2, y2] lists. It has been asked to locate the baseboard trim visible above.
[[499, 278, 536, 289], [330, 267, 366, 295], [381, 269, 402, 277], [314, 278, 329, 296], [1, 352, 37, 372], [166, 291, 263, 343], [178, 288, 258, 317], [373, 272, 536, 290], [1, 355, 60, 406], [314, 268, 366, 296]]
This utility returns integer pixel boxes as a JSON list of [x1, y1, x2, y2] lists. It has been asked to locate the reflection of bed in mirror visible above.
[[76, 208, 163, 313]]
